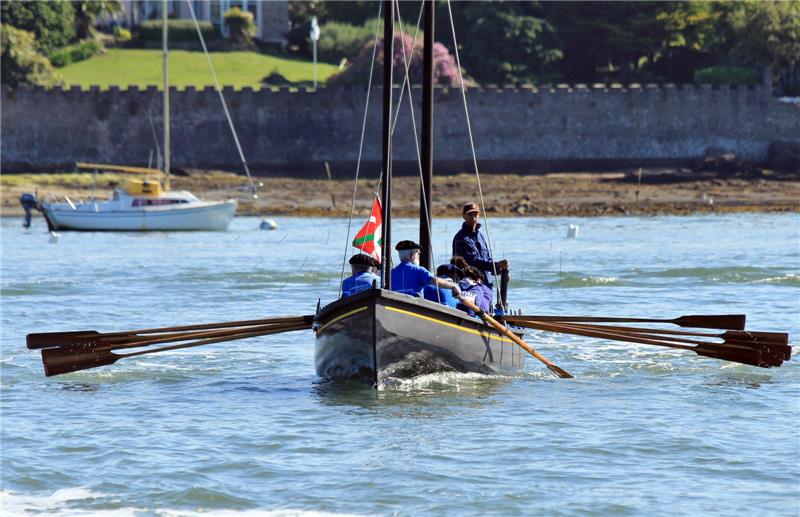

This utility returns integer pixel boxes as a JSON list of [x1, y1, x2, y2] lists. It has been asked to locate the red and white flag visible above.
[[352, 197, 383, 263]]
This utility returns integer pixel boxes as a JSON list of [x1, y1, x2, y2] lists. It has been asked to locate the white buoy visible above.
[[566, 224, 580, 239], [49, 231, 60, 243], [259, 219, 278, 230]]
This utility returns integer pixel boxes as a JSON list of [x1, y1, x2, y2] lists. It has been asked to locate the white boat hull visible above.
[[41, 200, 237, 231]]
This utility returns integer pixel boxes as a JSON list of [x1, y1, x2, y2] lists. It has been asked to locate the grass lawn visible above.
[[58, 49, 340, 89]]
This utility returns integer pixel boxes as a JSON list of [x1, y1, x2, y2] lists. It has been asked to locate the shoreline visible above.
[[2, 169, 798, 218]]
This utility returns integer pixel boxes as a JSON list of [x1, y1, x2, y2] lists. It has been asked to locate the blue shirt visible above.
[[391, 261, 434, 296], [453, 222, 495, 286], [341, 271, 380, 297], [422, 277, 458, 308]]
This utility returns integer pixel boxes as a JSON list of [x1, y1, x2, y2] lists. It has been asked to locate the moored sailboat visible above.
[[38, 0, 247, 232]]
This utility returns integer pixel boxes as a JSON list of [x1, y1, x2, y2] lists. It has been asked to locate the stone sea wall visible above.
[[2, 83, 797, 175]]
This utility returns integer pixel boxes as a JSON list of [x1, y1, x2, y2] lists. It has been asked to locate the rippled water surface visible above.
[[2, 214, 799, 516]]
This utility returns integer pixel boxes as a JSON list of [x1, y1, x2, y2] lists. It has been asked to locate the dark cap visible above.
[[462, 202, 480, 215], [395, 240, 422, 251], [349, 253, 379, 267]]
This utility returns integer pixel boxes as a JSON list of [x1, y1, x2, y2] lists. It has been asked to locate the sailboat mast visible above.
[[419, 0, 434, 270], [162, 0, 170, 190], [380, 0, 394, 289]]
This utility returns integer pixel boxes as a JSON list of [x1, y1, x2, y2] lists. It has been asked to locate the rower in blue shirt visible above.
[[391, 240, 461, 298], [341, 253, 380, 298], [422, 264, 464, 308], [452, 202, 511, 309]]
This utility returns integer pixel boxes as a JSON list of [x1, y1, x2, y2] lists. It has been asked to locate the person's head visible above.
[[450, 255, 469, 271], [462, 202, 480, 228], [349, 253, 379, 274], [436, 263, 463, 281], [463, 265, 482, 283], [396, 240, 422, 264]]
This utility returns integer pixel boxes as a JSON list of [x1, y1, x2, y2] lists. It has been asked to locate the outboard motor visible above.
[[20, 193, 37, 228]]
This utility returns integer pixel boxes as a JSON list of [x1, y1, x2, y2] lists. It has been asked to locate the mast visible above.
[[162, 0, 170, 190], [419, 0, 434, 270], [380, 0, 394, 289]]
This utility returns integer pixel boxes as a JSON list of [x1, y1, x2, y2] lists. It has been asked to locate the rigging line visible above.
[[339, 1, 384, 297], [186, 0, 257, 198], [390, 2, 423, 135], [394, 0, 441, 304], [446, 0, 502, 306]]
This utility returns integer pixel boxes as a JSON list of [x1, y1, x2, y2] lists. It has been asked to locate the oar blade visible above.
[[41, 346, 120, 377], [27, 331, 101, 350], [547, 364, 574, 379], [675, 315, 746, 330]]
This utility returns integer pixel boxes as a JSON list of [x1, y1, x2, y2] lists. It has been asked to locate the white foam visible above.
[[1, 489, 361, 517]]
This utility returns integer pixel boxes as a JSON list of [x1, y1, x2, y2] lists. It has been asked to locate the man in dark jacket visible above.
[[452, 202, 510, 307]]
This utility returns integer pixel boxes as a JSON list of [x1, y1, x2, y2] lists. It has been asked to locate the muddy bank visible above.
[[2, 168, 798, 218]]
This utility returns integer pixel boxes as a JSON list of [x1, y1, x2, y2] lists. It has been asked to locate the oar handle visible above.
[[457, 296, 573, 379]]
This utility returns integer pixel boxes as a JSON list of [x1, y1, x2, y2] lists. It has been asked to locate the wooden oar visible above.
[[506, 314, 746, 330], [542, 322, 788, 344], [457, 297, 573, 379], [27, 315, 315, 350], [509, 319, 786, 368], [40, 322, 313, 377], [549, 322, 791, 366]]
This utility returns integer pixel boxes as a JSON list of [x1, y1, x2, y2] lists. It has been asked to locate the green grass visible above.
[[58, 49, 340, 89]]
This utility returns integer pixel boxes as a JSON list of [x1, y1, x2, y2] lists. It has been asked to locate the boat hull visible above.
[[315, 289, 525, 383], [40, 201, 237, 231]]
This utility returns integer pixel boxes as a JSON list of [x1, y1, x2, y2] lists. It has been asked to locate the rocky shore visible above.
[[2, 168, 798, 218]]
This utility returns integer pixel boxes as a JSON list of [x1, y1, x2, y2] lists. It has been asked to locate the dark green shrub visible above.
[[0, 24, 63, 88], [137, 20, 218, 43], [694, 66, 760, 86], [317, 20, 373, 63], [49, 39, 102, 68], [0, 0, 75, 56], [223, 7, 256, 45]]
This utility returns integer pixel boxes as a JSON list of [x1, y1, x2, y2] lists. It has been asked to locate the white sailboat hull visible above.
[[41, 200, 237, 231]]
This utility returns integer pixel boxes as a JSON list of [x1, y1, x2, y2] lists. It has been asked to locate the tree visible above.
[[73, 1, 123, 40], [438, 2, 562, 85], [327, 32, 466, 87], [718, 0, 800, 92], [1, 24, 63, 88], [0, 0, 75, 56]]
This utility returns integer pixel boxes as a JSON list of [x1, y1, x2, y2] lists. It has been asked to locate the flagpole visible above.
[[379, 0, 394, 289]]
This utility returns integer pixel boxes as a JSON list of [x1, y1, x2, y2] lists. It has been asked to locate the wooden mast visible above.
[[380, 0, 394, 289], [419, 0, 434, 270], [162, 0, 170, 190]]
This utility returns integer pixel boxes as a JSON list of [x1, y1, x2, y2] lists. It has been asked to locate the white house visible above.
[[120, 0, 288, 45]]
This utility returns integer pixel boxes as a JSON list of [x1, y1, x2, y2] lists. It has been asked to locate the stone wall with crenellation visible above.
[[2, 83, 797, 175]]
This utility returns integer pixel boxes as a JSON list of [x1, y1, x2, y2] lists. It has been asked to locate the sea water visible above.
[[2, 214, 798, 516]]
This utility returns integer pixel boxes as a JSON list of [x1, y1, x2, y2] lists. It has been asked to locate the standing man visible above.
[[452, 202, 510, 308], [392, 240, 461, 298]]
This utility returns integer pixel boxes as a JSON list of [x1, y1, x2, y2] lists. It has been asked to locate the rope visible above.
[[446, 0, 501, 305], [186, 0, 257, 198], [393, 0, 442, 304], [338, 2, 384, 297]]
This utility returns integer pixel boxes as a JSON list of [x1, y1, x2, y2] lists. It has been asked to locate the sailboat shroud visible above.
[[314, 1, 525, 383]]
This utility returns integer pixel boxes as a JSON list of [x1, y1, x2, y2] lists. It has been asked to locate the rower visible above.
[[391, 240, 461, 298], [452, 202, 510, 309], [422, 264, 464, 308], [341, 254, 380, 298]]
